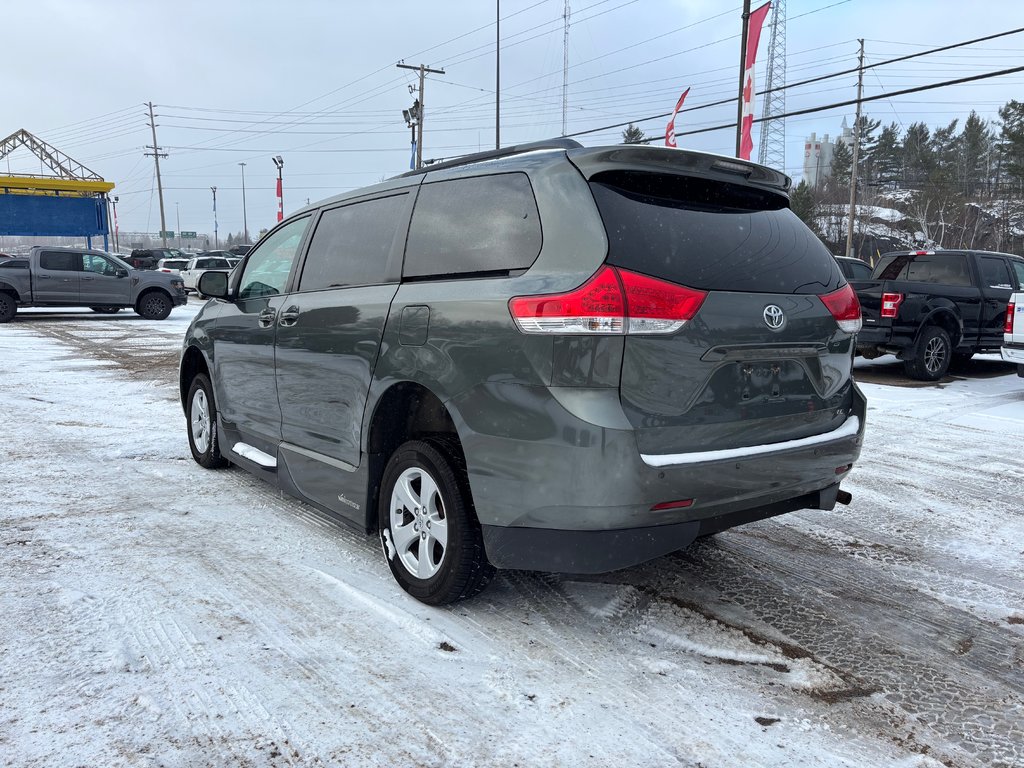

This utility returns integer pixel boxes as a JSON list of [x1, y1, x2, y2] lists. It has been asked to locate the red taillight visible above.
[[819, 283, 862, 334], [651, 499, 694, 511], [880, 292, 903, 319], [509, 265, 706, 335], [1007, 302, 1016, 334]]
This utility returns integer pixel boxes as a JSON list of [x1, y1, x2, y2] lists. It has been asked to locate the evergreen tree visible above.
[[958, 111, 992, 197], [829, 139, 853, 189], [621, 123, 647, 144], [853, 115, 881, 181], [789, 179, 817, 231], [902, 122, 933, 186], [872, 122, 903, 186], [998, 100, 1024, 193], [930, 119, 960, 182]]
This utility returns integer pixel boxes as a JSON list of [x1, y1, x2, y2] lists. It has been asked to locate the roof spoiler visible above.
[[399, 138, 583, 177]]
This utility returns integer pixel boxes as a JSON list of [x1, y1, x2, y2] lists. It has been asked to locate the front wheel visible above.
[[136, 291, 172, 320], [379, 439, 494, 605], [904, 325, 951, 381], [186, 373, 229, 469]]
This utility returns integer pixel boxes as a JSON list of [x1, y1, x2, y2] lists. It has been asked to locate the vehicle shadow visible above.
[[853, 355, 1016, 386]]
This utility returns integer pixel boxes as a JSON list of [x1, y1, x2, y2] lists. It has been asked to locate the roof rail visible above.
[[399, 138, 583, 177]]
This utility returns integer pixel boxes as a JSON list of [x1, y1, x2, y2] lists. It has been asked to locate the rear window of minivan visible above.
[[590, 170, 842, 295]]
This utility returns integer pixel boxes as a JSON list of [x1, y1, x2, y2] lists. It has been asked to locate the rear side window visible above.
[[1011, 259, 1024, 288], [40, 251, 80, 271], [978, 256, 1013, 289], [404, 173, 542, 278], [299, 194, 407, 291], [590, 171, 841, 294], [0, 260, 28, 269], [905, 253, 971, 286]]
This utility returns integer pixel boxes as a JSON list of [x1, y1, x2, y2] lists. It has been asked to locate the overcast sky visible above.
[[5, 0, 1023, 243]]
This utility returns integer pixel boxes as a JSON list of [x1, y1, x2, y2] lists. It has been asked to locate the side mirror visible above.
[[115, 268, 129, 278], [198, 270, 230, 299]]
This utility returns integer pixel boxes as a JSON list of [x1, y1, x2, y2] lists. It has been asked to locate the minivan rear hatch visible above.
[[586, 167, 855, 455]]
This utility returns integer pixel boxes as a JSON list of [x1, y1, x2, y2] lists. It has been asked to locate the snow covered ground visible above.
[[2, 304, 1023, 767]]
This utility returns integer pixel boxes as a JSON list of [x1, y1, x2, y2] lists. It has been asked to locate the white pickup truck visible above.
[[1002, 292, 1024, 378], [178, 255, 233, 295]]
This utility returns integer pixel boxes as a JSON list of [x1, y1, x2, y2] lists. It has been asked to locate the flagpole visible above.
[[736, 0, 751, 157]]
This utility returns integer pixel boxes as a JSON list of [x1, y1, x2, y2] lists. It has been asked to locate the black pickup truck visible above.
[[852, 249, 1024, 380]]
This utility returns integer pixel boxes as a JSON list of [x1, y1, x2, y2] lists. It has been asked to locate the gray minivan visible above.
[[180, 139, 866, 605]]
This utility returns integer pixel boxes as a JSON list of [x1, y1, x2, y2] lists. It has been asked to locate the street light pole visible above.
[[238, 162, 249, 242], [211, 187, 218, 249], [112, 196, 119, 252], [175, 202, 181, 250], [272, 155, 284, 222]]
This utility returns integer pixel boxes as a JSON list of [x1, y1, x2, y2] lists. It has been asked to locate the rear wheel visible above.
[[0, 292, 16, 323], [136, 291, 172, 320], [378, 438, 494, 605], [187, 373, 229, 469], [904, 325, 951, 381]]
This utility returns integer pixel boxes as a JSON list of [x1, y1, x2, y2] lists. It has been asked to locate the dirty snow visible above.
[[1, 306, 1023, 767]]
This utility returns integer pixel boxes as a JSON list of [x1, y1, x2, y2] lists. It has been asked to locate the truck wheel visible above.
[[90, 307, 121, 314], [186, 374, 229, 469], [904, 326, 951, 381], [0, 292, 16, 323], [378, 438, 494, 605], [136, 291, 172, 320]]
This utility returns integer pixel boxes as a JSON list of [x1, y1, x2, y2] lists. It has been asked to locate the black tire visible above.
[[0, 292, 16, 323], [186, 373, 229, 469], [89, 306, 121, 314], [904, 325, 952, 381], [136, 291, 172, 320], [378, 438, 494, 605]]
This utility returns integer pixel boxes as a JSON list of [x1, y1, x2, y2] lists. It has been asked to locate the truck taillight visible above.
[[819, 283, 862, 333], [509, 265, 707, 335], [880, 292, 903, 319], [1007, 302, 1016, 334]]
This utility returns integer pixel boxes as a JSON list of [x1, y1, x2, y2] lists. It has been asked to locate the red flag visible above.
[[276, 177, 283, 222], [739, 2, 771, 160], [664, 88, 690, 148]]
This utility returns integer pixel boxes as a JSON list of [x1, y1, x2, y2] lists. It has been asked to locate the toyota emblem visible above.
[[763, 304, 785, 330]]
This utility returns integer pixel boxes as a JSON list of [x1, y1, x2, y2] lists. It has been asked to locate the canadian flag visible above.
[[664, 88, 690, 148], [739, 2, 772, 160]]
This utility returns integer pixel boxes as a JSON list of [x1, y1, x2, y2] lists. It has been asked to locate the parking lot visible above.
[[2, 304, 1023, 767]]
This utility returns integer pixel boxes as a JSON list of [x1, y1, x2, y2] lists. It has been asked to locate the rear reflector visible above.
[[509, 265, 706, 335], [819, 283, 862, 334], [1006, 302, 1015, 334], [650, 499, 694, 511], [880, 292, 903, 319]]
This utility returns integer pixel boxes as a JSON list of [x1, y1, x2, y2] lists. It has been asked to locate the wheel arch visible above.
[[179, 343, 211, 413], [135, 286, 173, 310], [917, 307, 962, 347], [363, 381, 463, 534]]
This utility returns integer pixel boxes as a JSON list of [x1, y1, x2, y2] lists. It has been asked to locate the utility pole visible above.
[[562, 1, 570, 136], [144, 102, 168, 246], [397, 62, 445, 170], [211, 187, 218, 248], [735, 0, 752, 157], [239, 162, 249, 242], [496, 0, 500, 149], [175, 202, 181, 249], [845, 39, 865, 259]]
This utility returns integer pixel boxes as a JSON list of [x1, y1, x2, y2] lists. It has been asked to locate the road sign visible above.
[[160, 230, 175, 238], [181, 231, 197, 238]]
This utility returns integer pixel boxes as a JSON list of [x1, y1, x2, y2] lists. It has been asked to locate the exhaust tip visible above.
[[836, 489, 853, 506]]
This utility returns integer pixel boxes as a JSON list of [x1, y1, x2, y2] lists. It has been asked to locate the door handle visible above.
[[258, 308, 277, 328], [279, 306, 300, 327], [82, 276, 94, 281], [38, 274, 51, 279]]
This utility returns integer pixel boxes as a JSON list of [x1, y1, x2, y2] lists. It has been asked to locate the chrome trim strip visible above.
[[640, 416, 861, 468], [280, 442, 358, 473]]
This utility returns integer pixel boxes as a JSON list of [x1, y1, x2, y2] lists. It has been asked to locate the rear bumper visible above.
[[451, 381, 866, 573], [1001, 343, 1024, 365]]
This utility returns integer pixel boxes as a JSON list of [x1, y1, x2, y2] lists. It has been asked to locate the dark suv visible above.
[[130, 247, 186, 270], [180, 140, 866, 604]]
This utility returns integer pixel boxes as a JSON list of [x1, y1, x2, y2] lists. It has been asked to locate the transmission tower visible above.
[[757, 0, 786, 170]]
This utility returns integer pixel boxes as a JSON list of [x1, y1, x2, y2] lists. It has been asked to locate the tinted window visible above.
[[82, 254, 119, 276], [1010, 259, 1024, 288], [845, 259, 872, 279], [873, 253, 910, 280], [978, 256, 1013, 289], [39, 251, 79, 271], [404, 173, 541, 278], [299, 194, 407, 291], [590, 171, 842, 294], [0, 260, 28, 269], [905, 253, 971, 286], [237, 216, 310, 299]]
